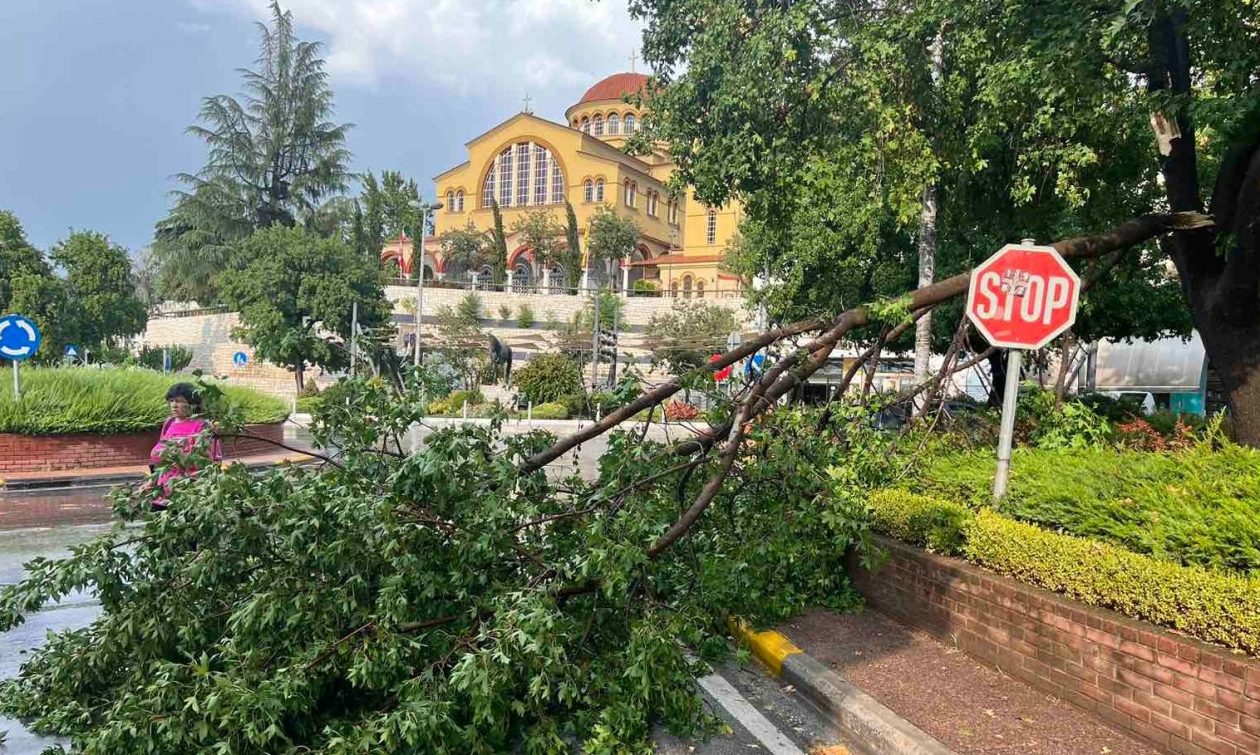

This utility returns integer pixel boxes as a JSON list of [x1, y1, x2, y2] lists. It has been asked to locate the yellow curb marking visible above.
[[729, 618, 802, 675]]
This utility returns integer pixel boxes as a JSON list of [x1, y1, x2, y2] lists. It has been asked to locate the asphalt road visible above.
[[0, 520, 854, 754]]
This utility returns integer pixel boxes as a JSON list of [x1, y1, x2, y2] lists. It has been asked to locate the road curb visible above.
[[0, 453, 315, 493], [730, 619, 956, 755]]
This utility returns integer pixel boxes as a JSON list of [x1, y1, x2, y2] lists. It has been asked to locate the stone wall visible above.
[[0, 423, 287, 474], [850, 535, 1260, 755], [139, 288, 754, 398]]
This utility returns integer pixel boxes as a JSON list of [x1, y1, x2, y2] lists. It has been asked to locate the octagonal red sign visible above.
[[966, 244, 1081, 350]]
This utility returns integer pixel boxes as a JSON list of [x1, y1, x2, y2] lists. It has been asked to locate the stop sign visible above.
[[966, 243, 1080, 350]]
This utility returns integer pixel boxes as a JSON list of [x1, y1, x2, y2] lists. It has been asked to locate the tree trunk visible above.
[[1148, 10, 1260, 445], [1053, 332, 1075, 406], [294, 362, 305, 397], [912, 26, 945, 414], [986, 349, 1006, 407]]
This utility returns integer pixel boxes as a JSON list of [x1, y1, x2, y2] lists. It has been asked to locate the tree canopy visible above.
[[584, 205, 641, 286], [153, 1, 351, 304], [217, 225, 391, 392], [51, 231, 148, 352], [630, 0, 1260, 439]]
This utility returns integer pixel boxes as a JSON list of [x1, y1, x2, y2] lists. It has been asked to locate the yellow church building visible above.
[[380, 72, 744, 298]]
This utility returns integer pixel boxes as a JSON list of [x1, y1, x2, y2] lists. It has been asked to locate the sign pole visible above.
[[12, 360, 19, 400], [992, 349, 1023, 499]]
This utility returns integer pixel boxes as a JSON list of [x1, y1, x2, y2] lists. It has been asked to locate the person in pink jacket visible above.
[[149, 383, 223, 507]]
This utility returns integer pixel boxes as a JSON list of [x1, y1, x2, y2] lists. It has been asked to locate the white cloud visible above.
[[193, 0, 644, 107]]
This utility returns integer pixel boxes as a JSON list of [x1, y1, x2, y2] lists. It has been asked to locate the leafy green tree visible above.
[[511, 208, 566, 280], [489, 200, 509, 285], [0, 212, 78, 363], [51, 231, 147, 352], [0, 210, 48, 312], [218, 225, 391, 392], [631, 0, 1260, 441], [436, 222, 492, 281], [563, 202, 583, 290], [153, 1, 351, 304], [433, 296, 486, 390], [514, 352, 583, 405], [352, 170, 421, 260], [645, 301, 738, 377], [584, 205, 640, 287]]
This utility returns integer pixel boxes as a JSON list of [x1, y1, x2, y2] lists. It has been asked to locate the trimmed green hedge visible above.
[[867, 489, 1260, 656], [530, 402, 569, 420], [0, 368, 288, 434], [911, 447, 1260, 574]]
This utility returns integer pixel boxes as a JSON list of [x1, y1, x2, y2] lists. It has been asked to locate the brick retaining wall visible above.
[[850, 535, 1260, 755], [0, 423, 286, 474]]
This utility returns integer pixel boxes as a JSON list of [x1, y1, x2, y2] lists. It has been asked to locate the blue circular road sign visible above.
[[233, 351, 249, 367], [0, 315, 42, 362]]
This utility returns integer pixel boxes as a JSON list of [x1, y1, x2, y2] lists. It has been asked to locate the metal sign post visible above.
[[0, 315, 43, 399], [992, 350, 1023, 498], [350, 300, 359, 378], [965, 240, 1080, 500]]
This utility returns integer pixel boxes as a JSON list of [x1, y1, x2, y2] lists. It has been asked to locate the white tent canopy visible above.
[[1092, 332, 1205, 394]]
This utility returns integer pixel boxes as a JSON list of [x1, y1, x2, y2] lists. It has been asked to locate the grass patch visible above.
[[0, 368, 289, 434], [909, 445, 1260, 574]]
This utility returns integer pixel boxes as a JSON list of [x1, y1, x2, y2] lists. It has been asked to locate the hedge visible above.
[[0, 368, 288, 434], [867, 489, 1260, 656], [910, 447, 1260, 574], [530, 402, 569, 420]]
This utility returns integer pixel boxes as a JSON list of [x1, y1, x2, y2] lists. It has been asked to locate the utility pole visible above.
[[350, 300, 359, 377], [590, 289, 601, 389], [407, 199, 445, 367]]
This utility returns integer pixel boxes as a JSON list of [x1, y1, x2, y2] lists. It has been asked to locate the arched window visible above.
[[593, 115, 604, 136], [625, 113, 636, 132], [647, 191, 658, 217], [498, 147, 513, 206], [516, 143, 531, 206], [682, 276, 693, 299], [670, 280, 679, 297], [445, 190, 454, 211], [533, 145, 549, 205], [581, 117, 590, 133], [624, 180, 632, 206], [584, 179, 594, 203], [630, 182, 637, 208], [608, 113, 620, 135], [551, 162, 564, 203], [696, 279, 705, 298], [482, 169, 496, 208], [455, 190, 465, 213], [595, 178, 605, 202], [706, 208, 717, 245], [482, 142, 566, 209], [572, 119, 579, 129]]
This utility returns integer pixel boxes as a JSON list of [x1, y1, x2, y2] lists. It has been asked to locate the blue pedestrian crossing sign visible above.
[[65, 344, 79, 359], [233, 351, 249, 367], [744, 352, 766, 376], [0, 315, 42, 362]]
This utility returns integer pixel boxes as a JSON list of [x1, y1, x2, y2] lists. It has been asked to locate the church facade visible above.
[[380, 72, 744, 298]]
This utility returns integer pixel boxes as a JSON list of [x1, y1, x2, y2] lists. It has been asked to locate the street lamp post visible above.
[[408, 199, 444, 367]]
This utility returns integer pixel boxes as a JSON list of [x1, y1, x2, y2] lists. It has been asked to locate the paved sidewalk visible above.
[[780, 609, 1162, 755]]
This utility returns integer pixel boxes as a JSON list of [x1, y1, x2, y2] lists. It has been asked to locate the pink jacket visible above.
[[150, 416, 223, 501]]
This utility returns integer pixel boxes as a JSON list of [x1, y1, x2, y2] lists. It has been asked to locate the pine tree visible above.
[[153, 1, 351, 304], [490, 200, 509, 285]]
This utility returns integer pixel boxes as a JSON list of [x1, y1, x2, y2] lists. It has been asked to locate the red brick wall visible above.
[[0, 423, 287, 474], [850, 535, 1260, 755]]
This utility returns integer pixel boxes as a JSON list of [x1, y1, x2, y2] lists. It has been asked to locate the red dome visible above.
[[575, 72, 648, 107]]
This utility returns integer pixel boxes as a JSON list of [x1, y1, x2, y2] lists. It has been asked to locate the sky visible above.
[[0, 0, 644, 252]]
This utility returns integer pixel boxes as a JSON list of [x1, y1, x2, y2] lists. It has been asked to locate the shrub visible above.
[[911, 445, 1260, 573], [497, 304, 512, 321], [664, 401, 700, 421], [1017, 389, 1110, 449], [138, 345, 194, 373], [866, 489, 971, 555], [514, 353, 583, 405], [965, 509, 1260, 656], [530, 402, 569, 419], [0, 368, 288, 434], [632, 279, 658, 295], [296, 395, 323, 414], [457, 292, 482, 322], [428, 389, 484, 416], [516, 303, 536, 328]]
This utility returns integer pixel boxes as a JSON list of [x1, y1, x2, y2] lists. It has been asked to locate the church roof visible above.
[[575, 72, 648, 106]]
